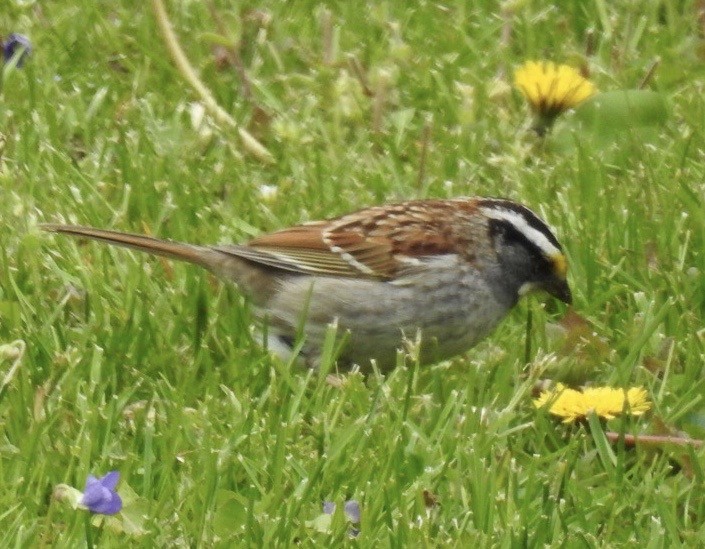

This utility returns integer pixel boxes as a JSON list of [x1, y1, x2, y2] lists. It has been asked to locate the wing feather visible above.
[[212, 199, 484, 279], [213, 222, 397, 279]]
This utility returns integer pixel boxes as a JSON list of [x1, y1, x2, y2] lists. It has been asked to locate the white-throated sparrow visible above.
[[42, 197, 571, 370]]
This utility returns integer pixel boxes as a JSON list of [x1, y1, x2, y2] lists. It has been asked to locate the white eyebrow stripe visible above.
[[481, 207, 561, 257]]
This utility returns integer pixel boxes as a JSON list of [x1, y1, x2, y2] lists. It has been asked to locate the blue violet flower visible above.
[[81, 471, 123, 515], [3, 33, 31, 67], [323, 499, 360, 537]]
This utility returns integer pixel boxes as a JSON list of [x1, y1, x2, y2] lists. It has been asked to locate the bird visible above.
[[41, 197, 571, 371]]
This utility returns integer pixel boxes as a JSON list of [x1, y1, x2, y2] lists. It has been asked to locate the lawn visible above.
[[2, 0, 705, 545]]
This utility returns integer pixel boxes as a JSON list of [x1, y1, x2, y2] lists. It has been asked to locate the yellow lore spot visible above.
[[551, 253, 568, 279]]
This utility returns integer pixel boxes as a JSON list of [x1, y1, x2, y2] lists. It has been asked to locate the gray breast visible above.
[[262, 255, 512, 370]]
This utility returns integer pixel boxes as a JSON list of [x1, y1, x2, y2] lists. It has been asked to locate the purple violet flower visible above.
[[323, 499, 360, 537], [81, 471, 122, 515], [323, 500, 360, 523], [343, 500, 361, 523], [3, 33, 31, 67]]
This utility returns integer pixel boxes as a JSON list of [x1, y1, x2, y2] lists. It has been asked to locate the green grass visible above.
[[2, 0, 705, 545]]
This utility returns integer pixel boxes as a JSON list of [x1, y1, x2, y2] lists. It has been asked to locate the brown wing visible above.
[[216, 221, 395, 279], [214, 198, 484, 279]]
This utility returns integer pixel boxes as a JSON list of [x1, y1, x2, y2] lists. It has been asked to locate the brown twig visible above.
[[205, 0, 252, 100], [585, 28, 596, 58], [320, 7, 335, 66], [605, 431, 704, 448], [371, 72, 389, 135], [638, 58, 661, 90], [347, 55, 372, 97], [697, 0, 705, 38], [496, 2, 514, 81], [416, 116, 432, 190], [151, 0, 273, 163]]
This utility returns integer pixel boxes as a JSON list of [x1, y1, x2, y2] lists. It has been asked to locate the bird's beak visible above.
[[519, 277, 572, 305], [544, 277, 572, 305]]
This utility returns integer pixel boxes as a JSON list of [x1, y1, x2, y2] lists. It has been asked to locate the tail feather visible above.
[[40, 223, 215, 269]]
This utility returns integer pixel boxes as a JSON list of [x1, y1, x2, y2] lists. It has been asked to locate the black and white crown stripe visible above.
[[478, 201, 563, 258]]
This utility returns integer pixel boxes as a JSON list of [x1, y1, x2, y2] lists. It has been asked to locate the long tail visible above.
[[40, 223, 219, 270]]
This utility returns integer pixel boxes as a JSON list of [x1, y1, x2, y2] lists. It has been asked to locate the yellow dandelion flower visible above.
[[514, 61, 596, 131], [534, 383, 651, 424]]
